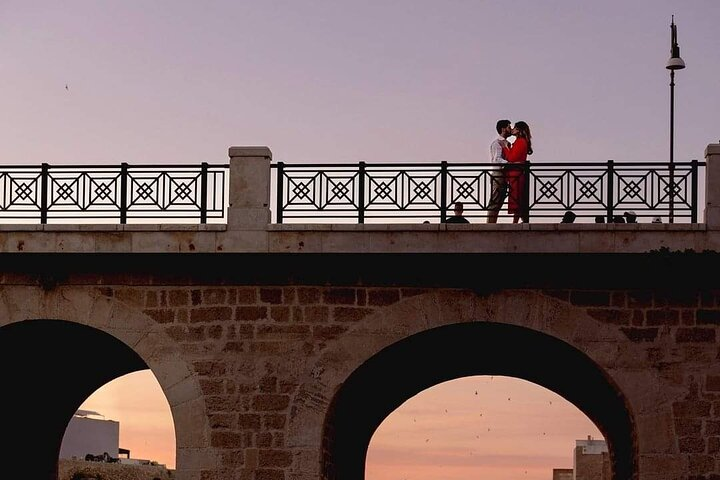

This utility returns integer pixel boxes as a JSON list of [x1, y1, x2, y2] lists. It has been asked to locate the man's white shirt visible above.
[[489, 136, 508, 164]]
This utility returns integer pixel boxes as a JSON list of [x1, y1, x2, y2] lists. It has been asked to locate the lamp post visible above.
[[666, 15, 685, 223]]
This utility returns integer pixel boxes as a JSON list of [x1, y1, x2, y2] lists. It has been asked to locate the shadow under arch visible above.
[[0, 319, 149, 480], [323, 321, 636, 480]]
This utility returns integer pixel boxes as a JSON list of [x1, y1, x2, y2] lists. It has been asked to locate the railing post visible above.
[[691, 159, 698, 223], [440, 161, 448, 223], [120, 162, 128, 224], [276, 161, 284, 224], [669, 161, 676, 223], [523, 161, 531, 222], [704, 144, 720, 228], [40, 163, 49, 224], [606, 160, 614, 222], [358, 162, 366, 224], [200, 162, 208, 224]]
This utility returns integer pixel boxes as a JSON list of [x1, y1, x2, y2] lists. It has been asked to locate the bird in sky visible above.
[[65, 84, 69, 91]]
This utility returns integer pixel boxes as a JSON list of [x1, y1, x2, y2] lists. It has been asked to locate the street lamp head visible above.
[[666, 55, 686, 70]]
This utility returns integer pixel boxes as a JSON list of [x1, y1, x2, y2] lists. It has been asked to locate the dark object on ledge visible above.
[[623, 211, 638, 223], [560, 211, 577, 223]]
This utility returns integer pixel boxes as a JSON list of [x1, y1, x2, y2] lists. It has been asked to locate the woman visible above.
[[504, 121, 533, 223]]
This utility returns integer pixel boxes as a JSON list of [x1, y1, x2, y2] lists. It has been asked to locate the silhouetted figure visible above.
[[612, 215, 625, 223], [560, 211, 576, 223], [595, 215, 605, 223], [652, 216, 663, 223], [445, 201, 470, 223], [623, 211, 637, 223]]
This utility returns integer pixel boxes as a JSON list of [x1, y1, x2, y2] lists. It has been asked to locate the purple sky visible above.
[[1, 1, 718, 166]]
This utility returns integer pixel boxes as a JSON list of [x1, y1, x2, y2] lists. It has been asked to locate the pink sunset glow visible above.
[[78, 371, 603, 478], [366, 375, 603, 480], [77, 371, 176, 469]]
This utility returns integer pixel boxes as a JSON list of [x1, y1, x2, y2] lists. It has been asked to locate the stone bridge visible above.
[[2, 144, 720, 480]]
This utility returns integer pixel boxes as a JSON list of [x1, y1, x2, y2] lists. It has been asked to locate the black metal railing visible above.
[[271, 161, 705, 224], [0, 163, 228, 224]]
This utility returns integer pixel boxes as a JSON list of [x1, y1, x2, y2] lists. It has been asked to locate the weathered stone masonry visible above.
[[4, 280, 720, 479]]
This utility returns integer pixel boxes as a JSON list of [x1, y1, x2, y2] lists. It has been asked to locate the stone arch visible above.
[[288, 289, 639, 480], [0, 286, 210, 480]]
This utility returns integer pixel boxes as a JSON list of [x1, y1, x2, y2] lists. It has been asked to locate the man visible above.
[[486, 119, 513, 223], [444, 201, 470, 223]]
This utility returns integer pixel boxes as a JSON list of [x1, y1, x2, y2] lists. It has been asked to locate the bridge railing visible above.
[[0, 163, 229, 224], [0, 158, 708, 225], [271, 160, 705, 224]]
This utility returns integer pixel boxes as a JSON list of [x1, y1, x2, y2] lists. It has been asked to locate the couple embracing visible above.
[[486, 119, 533, 224]]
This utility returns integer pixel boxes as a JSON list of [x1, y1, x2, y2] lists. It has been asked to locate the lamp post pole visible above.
[[669, 67, 675, 223], [666, 15, 685, 223]]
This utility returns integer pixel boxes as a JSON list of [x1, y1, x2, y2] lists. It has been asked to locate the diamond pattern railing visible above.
[[0, 160, 704, 225], [271, 161, 704, 224], [0, 163, 228, 224]]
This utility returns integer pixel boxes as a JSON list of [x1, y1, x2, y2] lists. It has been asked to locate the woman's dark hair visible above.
[[513, 121, 533, 155]]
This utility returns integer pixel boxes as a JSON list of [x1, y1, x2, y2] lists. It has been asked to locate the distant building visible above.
[[573, 436, 610, 480], [59, 410, 165, 468], [553, 468, 573, 480], [59, 410, 119, 459], [551, 436, 610, 480]]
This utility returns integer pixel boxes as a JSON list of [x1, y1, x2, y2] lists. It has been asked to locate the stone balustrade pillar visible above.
[[227, 146, 272, 229], [705, 143, 720, 229]]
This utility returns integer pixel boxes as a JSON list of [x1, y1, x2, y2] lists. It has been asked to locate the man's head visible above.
[[496, 119, 512, 138], [454, 201, 464, 216]]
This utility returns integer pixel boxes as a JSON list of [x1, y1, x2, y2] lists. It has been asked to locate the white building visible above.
[[59, 410, 119, 459]]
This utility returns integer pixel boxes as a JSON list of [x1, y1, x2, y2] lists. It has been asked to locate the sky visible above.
[[77, 371, 176, 469], [8, 0, 716, 476], [1, 1, 718, 167], [366, 375, 602, 480], [79, 371, 602, 478]]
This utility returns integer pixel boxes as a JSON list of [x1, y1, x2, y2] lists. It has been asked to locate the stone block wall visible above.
[[4, 281, 720, 479]]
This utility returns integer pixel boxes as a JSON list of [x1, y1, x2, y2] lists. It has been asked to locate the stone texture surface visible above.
[[0, 226, 719, 254], [3, 280, 720, 479]]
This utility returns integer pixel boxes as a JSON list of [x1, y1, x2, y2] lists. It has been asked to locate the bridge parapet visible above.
[[0, 144, 717, 254]]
